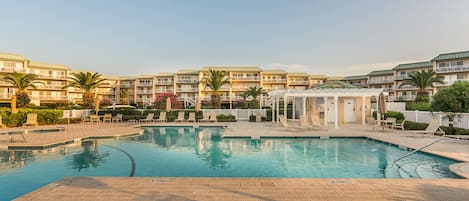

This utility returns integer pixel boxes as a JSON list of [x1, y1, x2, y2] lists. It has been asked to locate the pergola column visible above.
[[324, 97, 328, 126], [334, 95, 338, 129], [361, 96, 366, 125], [272, 98, 275, 124], [302, 97, 306, 117], [292, 97, 296, 120], [284, 95, 288, 120], [276, 97, 280, 123]]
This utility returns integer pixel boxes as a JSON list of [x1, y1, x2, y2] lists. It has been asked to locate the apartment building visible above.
[[432, 51, 469, 90], [342, 75, 368, 88], [310, 75, 327, 87], [261, 70, 288, 92], [0, 52, 30, 102], [287, 72, 311, 89], [392, 61, 433, 101], [175, 69, 200, 102], [368, 70, 394, 94]]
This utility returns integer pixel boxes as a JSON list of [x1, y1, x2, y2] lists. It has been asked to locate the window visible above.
[[4, 62, 16, 68], [457, 74, 464, 80]]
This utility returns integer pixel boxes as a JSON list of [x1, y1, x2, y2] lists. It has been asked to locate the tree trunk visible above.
[[211, 94, 221, 109], [83, 92, 95, 108]]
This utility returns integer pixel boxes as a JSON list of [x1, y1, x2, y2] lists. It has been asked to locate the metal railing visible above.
[[176, 79, 198, 83], [176, 88, 198, 92], [37, 74, 68, 79], [436, 66, 469, 73], [391, 139, 444, 165], [155, 81, 174, 85], [288, 81, 310, 85], [262, 79, 287, 83], [368, 79, 393, 84], [232, 76, 260, 81]]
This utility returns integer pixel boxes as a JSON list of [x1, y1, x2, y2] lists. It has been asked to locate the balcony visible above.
[[368, 79, 393, 84], [203, 86, 231, 91], [383, 87, 394, 92], [37, 74, 68, 80], [397, 85, 418, 90], [0, 81, 12, 86], [231, 76, 260, 81], [436, 66, 469, 73], [0, 93, 14, 99], [137, 90, 152, 94], [137, 83, 152, 86], [39, 95, 68, 100], [120, 84, 134, 88], [97, 91, 115, 95], [395, 95, 417, 101], [37, 85, 66, 90], [263, 78, 287, 83], [176, 79, 198, 83], [176, 88, 198, 92], [155, 89, 174, 93], [395, 75, 409, 80], [0, 68, 27, 73], [289, 81, 310, 85], [155, 81, 174, 85], [136, 97, 153, 103]]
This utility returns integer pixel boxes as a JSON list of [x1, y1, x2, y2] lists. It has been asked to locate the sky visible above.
[[1, 0, 469, 76]]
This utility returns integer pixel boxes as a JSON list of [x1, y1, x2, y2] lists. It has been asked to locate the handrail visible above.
[[391, 138, 444, 165]]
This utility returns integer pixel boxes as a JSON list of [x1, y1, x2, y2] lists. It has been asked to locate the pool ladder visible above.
[[391, 138, 444, 165]]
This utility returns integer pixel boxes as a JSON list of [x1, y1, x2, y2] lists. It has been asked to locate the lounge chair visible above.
[[385, 118, 397, 131], [367, 117, 380, 131], [81, 114, 90, 123], [199, 112, 210, 122], [90, 115, 100, 124], [310, 114, 328, 130], [103, 113, 112, 123], [209, 113, 217, 122], [23, 113, 38, 127], [174, 112, 186, 122], [112, 114, 123, 123], [393, 120, 406, 131], [187, 112, 196, 122], [140, 113, 155, 123], [406, 118, 444, 136], [0, 115, 6, 128], [154, 112, 167, 123]]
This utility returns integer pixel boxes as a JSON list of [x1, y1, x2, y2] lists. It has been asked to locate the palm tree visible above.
[[244, 86, 267, 108], [119, 88, 129, 105], [202, 69, 230, 109], [399, 70, 444, 102], [1, 72, 42, 107], [66, 72, 107, 107]]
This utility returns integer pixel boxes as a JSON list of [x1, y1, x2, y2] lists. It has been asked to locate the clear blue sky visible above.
[[1, 0, 469, 76]]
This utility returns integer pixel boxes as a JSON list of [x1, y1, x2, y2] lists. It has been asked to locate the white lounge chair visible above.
[[187, 112, 196, 122], [23, 113, 38, 127], [154, 112, 167, 123], [393, 120, 406, 131], [174, 112, 185, 122], [209, 113, 217, 122], [199, 112, 210, 122], [140, 113, 155, 123], [406, 118, 444, 136], [103, 113, 112, 123], [112, 114, 123, 123]]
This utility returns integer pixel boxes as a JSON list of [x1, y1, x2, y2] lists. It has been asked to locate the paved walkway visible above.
[[16, 177, 469, 201]]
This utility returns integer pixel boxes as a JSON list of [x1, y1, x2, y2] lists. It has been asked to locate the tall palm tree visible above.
[[119, 88, 129, 105], [399, 70, 444, 101], [202, 69, 230, 109], [1, 72, 42, 107], [66, 72, 107, 107], [244, 86, 267, 103]]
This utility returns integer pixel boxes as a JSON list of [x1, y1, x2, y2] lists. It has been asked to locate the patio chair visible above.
[[393, 120, 406, 131], [81, 114, 90, 123], [112, 114, 123, 123], [0, 115, 6, 128], [90, 115, 100, 124], [367, 117, 380, 131], [187, 112, 196, 122], [103, 113, 112, 123], [199, 112, 210, 122], [310, 114, 328, 130], [154, 112, 167, 123], [406, 118, 445, 136], [174, 112, 186, 122], [279, 115, 306, 130], [209, 113, 218, 122], [385, 118, 397, 132], [23, 113, 38, 127], [140, 113, 155, 123]]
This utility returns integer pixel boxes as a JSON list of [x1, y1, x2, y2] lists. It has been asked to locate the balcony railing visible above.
[[289, 81, 310, 85], [395, 95, 417, 101], [176, 88, 198, 92], [263, 79, 287, 83], [155, 89, 174, 93], [203, 86, 231, 91], [436, 66, 469, 73], [0, 93, 14, 99], [0, 68, 27, 73], [39, 95, 68, 100], [368, 79, 393, 84], [37, 74, 68, 79], [397, 85, 418, 90], [136, 90, 152, 94], [137, 83, 153, 86], [97, 91, 115, 95], [395, 75, 409, 80], [120, 84, 134, 88], [232, 76, 260, 81], [177, 79, 198, 83], [155, 81, 174, 85], [37, 85, 66, 90]]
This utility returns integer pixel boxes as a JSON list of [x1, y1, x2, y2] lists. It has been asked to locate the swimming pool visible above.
[[0, 126, 460, 200]]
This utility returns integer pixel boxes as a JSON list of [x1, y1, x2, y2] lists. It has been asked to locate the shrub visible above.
[[0, 108, 63, 127], [372, 110, 405, 122], [217, 114, 236, 122], [406, 102, 432, 111], [431, 81, 469, 112], [414, 95, 430, 103]]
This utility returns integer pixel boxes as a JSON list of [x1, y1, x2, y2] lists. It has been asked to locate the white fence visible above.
[[401, 110, 469, 129], [63, 110, 91, 119], [371, 102, 406, 111], [201, 109, 267, 121]]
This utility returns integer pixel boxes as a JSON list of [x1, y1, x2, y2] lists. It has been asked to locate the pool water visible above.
[[0, 126, 460, 200]]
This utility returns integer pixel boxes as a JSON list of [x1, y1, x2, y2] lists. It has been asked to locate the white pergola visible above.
[[269, 88, 385, 129]]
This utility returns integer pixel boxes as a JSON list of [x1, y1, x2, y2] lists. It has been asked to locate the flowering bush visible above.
[[100, 98, 113, 106], [16, 92, 31, 107], [153, 92, 182, 109]]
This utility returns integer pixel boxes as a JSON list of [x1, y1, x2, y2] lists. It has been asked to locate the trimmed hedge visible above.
[[217, 114, 236, 122], [406, 102, 432, 111], [372, 110, 405, 123], [0, 108, 63, 127]]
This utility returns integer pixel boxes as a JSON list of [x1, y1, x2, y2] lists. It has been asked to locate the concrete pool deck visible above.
[[3, 121, 469, 200]]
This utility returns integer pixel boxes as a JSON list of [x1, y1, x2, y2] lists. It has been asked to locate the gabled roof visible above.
[[393, 61, 433, 70], [343, 75, 368, 80], [201, 66, 261, 72], [29, 61, 69, 70], [368, 69, 393, 76], [176, 69, 200, 74], [262, 69, 287, 74], [432, 50, 469, 61], [0, 52, 28, 61]]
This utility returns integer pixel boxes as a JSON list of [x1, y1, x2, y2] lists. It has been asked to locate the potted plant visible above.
[[444, 112, 461, 135]]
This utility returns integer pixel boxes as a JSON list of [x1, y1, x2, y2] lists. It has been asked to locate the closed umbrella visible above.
[[165, 97, 171, 112], [95, 98, 100, 114], [11, 95, 17, 114], [378, 93, 387, 130], [195, 97, 201, 112]]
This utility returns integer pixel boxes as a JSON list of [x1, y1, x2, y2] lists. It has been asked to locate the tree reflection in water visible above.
[[195, 130, 232, 170], [66, 140, 109, 171]]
